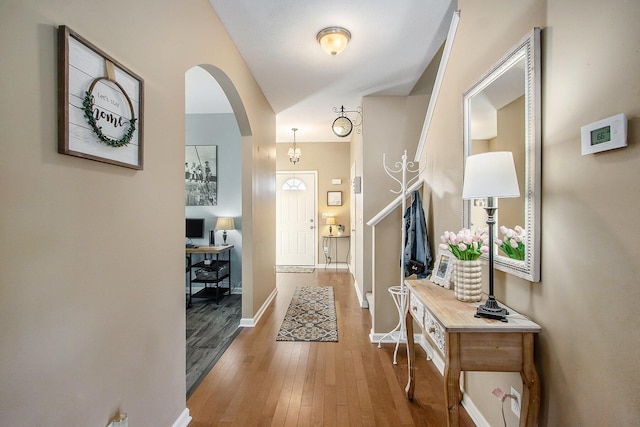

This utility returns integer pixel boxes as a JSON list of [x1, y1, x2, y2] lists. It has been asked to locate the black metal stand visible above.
[[475, 296, 509, 322], [474, 199, 509, 322]]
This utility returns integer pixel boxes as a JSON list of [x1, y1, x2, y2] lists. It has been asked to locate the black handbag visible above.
[[407, 259, 425, 275]]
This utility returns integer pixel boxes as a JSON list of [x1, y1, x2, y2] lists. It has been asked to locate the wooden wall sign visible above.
[[58, 25, 144, 169]]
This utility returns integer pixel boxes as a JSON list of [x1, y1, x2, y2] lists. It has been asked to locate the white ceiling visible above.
[[186, 1, 456, 143]]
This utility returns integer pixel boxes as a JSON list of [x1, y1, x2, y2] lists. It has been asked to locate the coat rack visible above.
[[377, 150, 424, 364]]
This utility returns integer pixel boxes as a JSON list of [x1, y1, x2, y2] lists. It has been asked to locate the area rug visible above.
[[276, 286, 338, 342], [275, 266, 315, 273]]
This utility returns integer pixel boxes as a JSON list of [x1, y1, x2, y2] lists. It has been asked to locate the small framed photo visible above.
[[431, 250, 454, 289], [327, 191, 342, 206]]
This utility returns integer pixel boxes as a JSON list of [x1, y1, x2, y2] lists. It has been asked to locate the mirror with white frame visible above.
[[463, 28, 541, 282]]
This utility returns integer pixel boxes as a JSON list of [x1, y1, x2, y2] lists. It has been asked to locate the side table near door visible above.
[[322, 235, 350, 270], [186, 245, 234, 307]]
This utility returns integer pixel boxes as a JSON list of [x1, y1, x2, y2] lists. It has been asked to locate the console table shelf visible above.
[[404, 279, 541, 427]]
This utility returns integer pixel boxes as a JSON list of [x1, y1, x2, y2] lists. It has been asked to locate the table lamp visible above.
[[326, 217, 336, 236], [462, 151, 520, 322], [215, 217, 235, 245]]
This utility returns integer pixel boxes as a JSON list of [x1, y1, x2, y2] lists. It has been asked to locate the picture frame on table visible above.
[[58, 25, 144, 170], [431, 250, 454, 289]]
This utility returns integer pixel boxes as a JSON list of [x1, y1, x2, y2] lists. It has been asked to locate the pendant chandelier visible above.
[[288, 127, 301, 165]]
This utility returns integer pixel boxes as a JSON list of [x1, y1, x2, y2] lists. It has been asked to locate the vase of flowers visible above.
[[439, 228, 488, 302], [497, 225, 526, 260], [337, 224, 345, 236]]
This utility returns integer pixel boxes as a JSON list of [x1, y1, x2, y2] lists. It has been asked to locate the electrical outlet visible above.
[[510, 387, 521, 418], [323, 247, 329, 253]]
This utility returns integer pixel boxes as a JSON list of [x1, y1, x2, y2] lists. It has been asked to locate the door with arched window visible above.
[[276, 171, 317, 266]]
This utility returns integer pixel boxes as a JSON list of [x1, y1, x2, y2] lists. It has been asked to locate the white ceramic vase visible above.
[[453, 259, 482, 302]]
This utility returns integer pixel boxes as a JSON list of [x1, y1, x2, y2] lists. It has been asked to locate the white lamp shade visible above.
[[288, 146, 301, 158], [215, 217, 235, 231], [325, 217, 336, 225], [462, 151, 520, 199]]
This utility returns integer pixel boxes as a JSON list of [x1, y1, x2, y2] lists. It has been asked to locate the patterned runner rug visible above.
[[276, 286, 338, 342], [275, 266, 315, 273]]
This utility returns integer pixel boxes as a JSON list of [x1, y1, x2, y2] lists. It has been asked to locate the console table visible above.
[[186, 245, 233, 306], [322, 234, 350, 270], [404, 279, 541, 427]]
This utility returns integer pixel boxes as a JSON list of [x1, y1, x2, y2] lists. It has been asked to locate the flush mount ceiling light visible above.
[[317, 27, 351, 56]]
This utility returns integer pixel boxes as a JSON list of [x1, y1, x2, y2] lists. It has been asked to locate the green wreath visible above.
[[81, 77, 137, 148]]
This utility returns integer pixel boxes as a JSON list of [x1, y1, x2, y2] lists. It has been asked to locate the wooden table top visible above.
[[186, 245, 234, 254], [405, 279, 541, 333]]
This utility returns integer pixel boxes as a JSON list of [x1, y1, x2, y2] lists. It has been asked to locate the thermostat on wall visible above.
[[581, 113, 627, 155]]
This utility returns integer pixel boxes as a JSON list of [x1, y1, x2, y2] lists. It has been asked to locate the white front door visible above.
[[276, 171, 317, 266]]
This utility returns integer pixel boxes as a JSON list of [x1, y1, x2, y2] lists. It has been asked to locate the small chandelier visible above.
[[288, 128, 301, 165], [317, 27, 351, 56]]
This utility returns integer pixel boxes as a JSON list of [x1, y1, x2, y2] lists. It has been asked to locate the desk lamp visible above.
[[462, 152, 520, 322], [215, 217, 235, 245], [326, 217, 336, 236]]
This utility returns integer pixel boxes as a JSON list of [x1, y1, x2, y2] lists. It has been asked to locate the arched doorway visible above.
[[184, 65, 246, 396]]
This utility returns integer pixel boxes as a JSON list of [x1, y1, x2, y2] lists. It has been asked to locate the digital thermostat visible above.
[[581, 113, 627, 155]]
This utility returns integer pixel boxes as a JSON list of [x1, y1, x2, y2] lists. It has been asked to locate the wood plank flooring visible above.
[[187, 270, 474, 426], [187, 294, 242, 397]]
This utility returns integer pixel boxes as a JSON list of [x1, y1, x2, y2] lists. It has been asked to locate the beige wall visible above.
[[363, 95, 428, 333], [276, 141, 351, 264], [420, 0, 640, 425], [0, 0, 275, 426]]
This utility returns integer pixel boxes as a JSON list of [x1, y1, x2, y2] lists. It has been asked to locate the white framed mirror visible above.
[[463, 28, 541, 282]]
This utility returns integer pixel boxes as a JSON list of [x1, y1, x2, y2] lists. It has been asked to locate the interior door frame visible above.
[[276, 170, 318, 266]]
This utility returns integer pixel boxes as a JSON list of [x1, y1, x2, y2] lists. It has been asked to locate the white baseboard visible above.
[[351, 278, 369, 308], [462, 393, 490, 427], [239, 287, 278, 327], [317, 263, 350, 270], [369, 331, 410, 345], [172, 408, 192, 427]]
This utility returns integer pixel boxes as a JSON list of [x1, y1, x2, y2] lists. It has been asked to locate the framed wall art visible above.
[[58, 25, 144, 170], [185, 145, 217, 206], [327, 191, 342, 206], [431, 250, 454, 289]]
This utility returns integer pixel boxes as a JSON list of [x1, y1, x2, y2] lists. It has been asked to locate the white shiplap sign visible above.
[[58, 26, 144, 169]]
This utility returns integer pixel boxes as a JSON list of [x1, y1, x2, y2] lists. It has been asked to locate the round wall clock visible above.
[[332, 116, 353, 137]]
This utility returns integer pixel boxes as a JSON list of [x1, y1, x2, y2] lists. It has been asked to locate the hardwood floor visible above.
[[187, 293, 242, 397], [187, 270, 474, 426]]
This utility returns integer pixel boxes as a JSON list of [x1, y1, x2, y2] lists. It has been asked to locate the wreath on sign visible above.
[[81, 77, 137, 148]]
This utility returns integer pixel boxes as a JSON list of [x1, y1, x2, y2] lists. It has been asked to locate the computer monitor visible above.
[[186, 218, 205, 239]]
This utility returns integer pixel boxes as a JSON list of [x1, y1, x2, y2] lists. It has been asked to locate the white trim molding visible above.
[[414, 10, 461, 162], [172, 408, 192, 427], [239, 287, 278, 327]]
